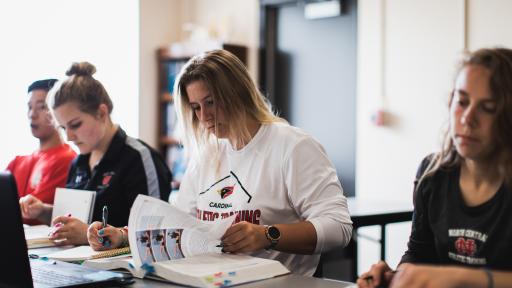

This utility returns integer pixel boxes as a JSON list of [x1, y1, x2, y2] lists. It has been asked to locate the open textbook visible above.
[[25, 188, 96, 248], [84, 195, 289, 288]]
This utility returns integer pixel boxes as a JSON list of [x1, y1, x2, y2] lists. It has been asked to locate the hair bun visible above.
[[66, 62, 96, 77]]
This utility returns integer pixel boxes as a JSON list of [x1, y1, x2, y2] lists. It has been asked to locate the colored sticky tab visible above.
[[228, 271, 236, 276], [204, 276, 214, 283], [140, 263, 155, 273], [223, 279, 232, 285], [214, 272, 223, 277]]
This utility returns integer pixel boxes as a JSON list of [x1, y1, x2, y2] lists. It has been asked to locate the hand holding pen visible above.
[[101, 205, 111, 247], [357, 260, 396, 288], [86, 206, 125, 251]]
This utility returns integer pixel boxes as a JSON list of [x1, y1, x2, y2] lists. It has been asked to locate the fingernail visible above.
[[97, 237, 103, 243], [104, 241, 111, 247], [54, 223, 62, 228], [98, 229, 104, 236]]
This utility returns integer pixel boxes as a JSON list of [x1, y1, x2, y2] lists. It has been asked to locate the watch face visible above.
[[268, 226, 280, 239]]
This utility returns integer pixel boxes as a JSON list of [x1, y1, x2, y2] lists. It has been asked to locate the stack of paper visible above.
[[24, 225, 54, 248]]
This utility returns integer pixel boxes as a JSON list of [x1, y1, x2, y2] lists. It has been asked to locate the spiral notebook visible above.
[[47, 246, 131, 262]]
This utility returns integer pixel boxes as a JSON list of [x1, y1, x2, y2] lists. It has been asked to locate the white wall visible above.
[[357, 0, 512, 275], [139, 0, 183, 147], [137, 0, 259, 147], [182, 0, 260, 79], [467, 0, 512, 49], [0, 0, 138, 167]]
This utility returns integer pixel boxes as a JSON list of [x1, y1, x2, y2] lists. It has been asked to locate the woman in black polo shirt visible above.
[[19, 62, 172, 246]]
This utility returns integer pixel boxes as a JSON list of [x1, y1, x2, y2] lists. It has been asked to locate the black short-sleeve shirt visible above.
[[66, 127, 172, 227], [401, 156, 512, 270]]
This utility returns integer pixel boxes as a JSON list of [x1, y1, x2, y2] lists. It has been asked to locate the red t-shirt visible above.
[[6, 143, 76, 224]]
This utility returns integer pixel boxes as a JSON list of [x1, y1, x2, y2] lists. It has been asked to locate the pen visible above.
[[102, 205, 108, 229], [102, 205, 110, 246]]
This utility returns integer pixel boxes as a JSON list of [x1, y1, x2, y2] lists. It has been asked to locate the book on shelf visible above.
[[165, 101, 177, 137], [166, 145, 187, 183], [164, 60, 188, 94], [83, 195, 289, 288], [24, 188, 96, 249], [47, 246, 131, 262]]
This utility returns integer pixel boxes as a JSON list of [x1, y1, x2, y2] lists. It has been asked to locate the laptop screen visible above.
[[0, 171, 33, 288]]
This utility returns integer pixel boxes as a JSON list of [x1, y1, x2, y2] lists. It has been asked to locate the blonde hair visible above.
[[417, 48, 512, 190], [174, 49, 285, 161]]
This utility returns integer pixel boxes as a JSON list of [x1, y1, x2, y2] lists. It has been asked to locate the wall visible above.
[[182, 0, 260, 79], [357, 0, 512, 275], [275, 0, 357, 196], [138, 0, 259, 147], [0, 0, 138, 167], [467, 0, 512, 49], [139, 0, 183, 147]]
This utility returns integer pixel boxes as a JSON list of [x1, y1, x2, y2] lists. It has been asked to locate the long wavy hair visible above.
[[174, 49, 285, 162], [417, 48, 512, 189]]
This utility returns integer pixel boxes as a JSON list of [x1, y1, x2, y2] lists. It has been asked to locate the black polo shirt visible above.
[[66, 127, 171, 227]]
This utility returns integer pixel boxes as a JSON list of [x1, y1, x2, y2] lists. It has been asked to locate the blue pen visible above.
[[102, 205, 110, 246]]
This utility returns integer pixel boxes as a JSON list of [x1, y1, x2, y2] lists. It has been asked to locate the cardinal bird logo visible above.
[[218, 186, 234, 199], [200, 171, 253, 203]]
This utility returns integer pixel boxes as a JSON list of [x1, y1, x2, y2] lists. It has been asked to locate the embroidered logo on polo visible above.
[[98, 171, 115, 189], [448, 228, 487, 265]]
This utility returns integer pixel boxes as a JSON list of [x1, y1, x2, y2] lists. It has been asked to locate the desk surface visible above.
[[347, 197, 413, 217], [128, 274, 355, 287], [29, 247, 354, 288], [347, 197, 413, 227]]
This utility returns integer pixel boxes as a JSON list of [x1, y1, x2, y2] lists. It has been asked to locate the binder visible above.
[[52, 188, 96, 223]]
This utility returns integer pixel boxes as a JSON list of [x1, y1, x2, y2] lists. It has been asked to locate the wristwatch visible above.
[[264, 225, 281, 250]]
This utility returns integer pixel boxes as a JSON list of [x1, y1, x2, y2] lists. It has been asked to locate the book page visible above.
[[128, 195, 236, 269], [24, 225, 55, 248], [24, 224, 51, 240]]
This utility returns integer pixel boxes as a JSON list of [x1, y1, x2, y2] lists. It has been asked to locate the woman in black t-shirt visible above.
[[358, 48, 512, 287]]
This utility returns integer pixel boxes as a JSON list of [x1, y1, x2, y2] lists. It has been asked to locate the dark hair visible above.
[[49, 62, 113, 116], [28, 79, 58, 93], [419, 47, 512, 188]]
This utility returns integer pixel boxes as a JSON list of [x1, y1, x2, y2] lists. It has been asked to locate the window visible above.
[[0, 0, 138, 167]]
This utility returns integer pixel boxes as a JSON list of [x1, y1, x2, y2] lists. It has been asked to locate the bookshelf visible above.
[[157, 44, 247, 188]]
